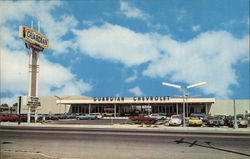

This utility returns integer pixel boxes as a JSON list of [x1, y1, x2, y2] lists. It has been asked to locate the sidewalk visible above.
[[1, 121, 249, 134]]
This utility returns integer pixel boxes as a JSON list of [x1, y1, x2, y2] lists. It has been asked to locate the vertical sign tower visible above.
[[19, 22, 49, 122]]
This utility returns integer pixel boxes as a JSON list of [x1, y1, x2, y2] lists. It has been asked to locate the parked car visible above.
[[149, 113, 166, 120], [18, 114, 28, 122], [104, 113, 114, 117], [76, 114, 97, 120], [47, 114, 59, 120], [245, 113, 250, 126], [0, 114, 18, 122], [236, 114, 248, 128], [130, 114, 157, 123], [39, 114, 58, 120], [207, 115, 225, 127], [169, 115, 183, 126], [120, 112, 133, 116], [224, 115, 234, 127], [197, 113, 209, 123], [66, 114, 77, 119], [188, 114, 203, 127], [224, 115, 248, 128], [53, 114, 68, 119], [90, 113, 103, 119]]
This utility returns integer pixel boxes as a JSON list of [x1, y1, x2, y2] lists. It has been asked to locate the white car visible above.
[[90, 113, 103, 119], [169, 115, 183, 126]]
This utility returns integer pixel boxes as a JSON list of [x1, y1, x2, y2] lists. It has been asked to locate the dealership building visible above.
[[19, 96, 250, 117]]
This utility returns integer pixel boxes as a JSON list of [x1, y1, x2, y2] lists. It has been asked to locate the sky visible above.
[[0, 0, 249, 105]]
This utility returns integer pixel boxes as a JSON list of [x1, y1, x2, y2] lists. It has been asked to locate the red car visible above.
[[19, 114, 28, 121], [130, 114, 157, 123], [0, 114, 18, 122]]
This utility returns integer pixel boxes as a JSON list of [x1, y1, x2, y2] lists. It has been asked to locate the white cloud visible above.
[[192, 25, 200, 32], [73, 23, 160, 67], [82, 20, 95, 27], [125, 75, 137, 83], [124, 70, 138, 83], [0, 26, 23, 49], [0, 96, 18, 106], [0, 48, 29, 94], [39, 55, 92, 96], [128, 86, 143, 96], [0, 48, 92, 97], [0, 0, 78, 54], [0, 1, 92, 104], [176, 9, 188, 22], [38, 14, 78, 54], [143, 31, 249, 98], [120, 1, 149, 20], [73, 21, 248, 98]]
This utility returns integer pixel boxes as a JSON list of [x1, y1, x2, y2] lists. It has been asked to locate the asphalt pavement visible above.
[[1, 119, 249, 134], [0, 126, 250, 159]]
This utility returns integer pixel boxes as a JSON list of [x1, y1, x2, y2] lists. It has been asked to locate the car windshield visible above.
[[190, 116, 200, 120], [237, 115, 245, 120], [226, 116, 233, 120], [213, 116, 222, 120], [172, 116, 180, 119]]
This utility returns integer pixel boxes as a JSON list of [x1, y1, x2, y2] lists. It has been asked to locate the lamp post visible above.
[[162, 82, 207, 127], [55, 96, 61, 114]]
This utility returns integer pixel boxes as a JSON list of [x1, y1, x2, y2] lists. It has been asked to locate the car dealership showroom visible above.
[[18, 96, 249, 118]]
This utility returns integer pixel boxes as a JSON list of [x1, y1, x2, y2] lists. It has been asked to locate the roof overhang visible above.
[[58, 97, 215, 104]]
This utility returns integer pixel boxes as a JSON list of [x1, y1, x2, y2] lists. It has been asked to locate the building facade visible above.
[[18, 96, 250, 117]]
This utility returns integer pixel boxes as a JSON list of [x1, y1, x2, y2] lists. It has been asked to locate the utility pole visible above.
[[18, 96, 22, 125], [233, 99, 238, 129]]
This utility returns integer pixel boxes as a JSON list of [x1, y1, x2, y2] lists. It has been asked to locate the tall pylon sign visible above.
[[19, 23, 49, 123]]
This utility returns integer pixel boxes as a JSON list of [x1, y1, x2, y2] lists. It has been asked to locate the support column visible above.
[[28, 46, 40, 123], [89, 104, 91, 114], [27, 107, 31, 123], [233, 100, 238, 129], [182, 95, 186, 127], [114, 104, 117, 117], [34, 109, 38, 123], [118, 105, 121, 117], [28, 48, 39, 97], [176, 103, 178, 115]]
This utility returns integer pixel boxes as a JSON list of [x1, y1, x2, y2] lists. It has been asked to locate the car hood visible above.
[[170, 118, 181, 122]]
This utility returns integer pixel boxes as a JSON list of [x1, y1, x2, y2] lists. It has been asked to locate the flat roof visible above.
[[58, 96, 215, 104]]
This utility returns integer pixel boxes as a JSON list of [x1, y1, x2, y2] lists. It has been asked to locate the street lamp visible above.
[[55, 96, 62, 114], [162, 82, 207, 127]]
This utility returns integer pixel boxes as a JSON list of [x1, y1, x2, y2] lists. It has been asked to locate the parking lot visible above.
[[50, 118, 131, 125], [1, 113, 250, 129]]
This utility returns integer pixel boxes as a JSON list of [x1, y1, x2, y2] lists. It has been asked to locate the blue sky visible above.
[[0, 0, 249, 105]]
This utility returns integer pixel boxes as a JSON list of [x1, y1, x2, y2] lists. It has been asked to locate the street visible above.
[[0, 126, 249, 159]]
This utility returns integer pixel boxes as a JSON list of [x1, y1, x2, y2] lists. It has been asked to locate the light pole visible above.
[[162, 82, 207, 127], [55, 96, 61, 114]]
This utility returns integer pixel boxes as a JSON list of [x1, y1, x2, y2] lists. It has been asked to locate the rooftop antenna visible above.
[[31, 21, 33, 29], [38, 21, 40, 33]]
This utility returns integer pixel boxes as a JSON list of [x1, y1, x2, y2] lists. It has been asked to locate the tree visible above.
[[13, 103, 18, 107]]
